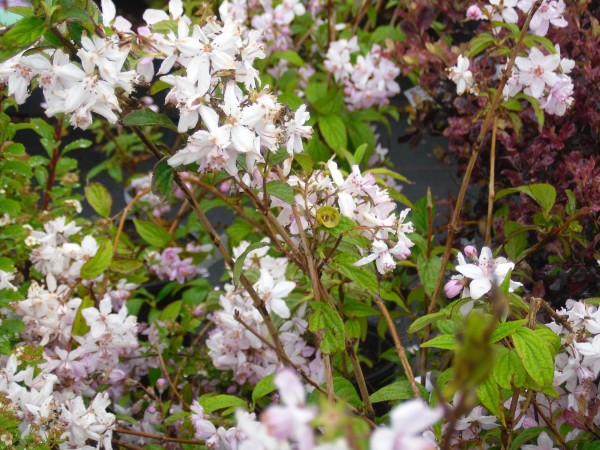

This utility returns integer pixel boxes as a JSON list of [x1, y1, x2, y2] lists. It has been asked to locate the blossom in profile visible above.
[[369, 400, 442, 450], [522, 431, 559, 450], [466, 5, 486, 20]]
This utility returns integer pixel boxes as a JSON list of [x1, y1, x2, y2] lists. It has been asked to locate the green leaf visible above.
[[152, 157, 174, 199], [489, 319, 527, 343], [534, 325, 561, 355], [370, 380, 413, 403], [353, 143, 368, 166], [0, 198, 20, 216], [518, 94, 544, 128], [85, 182, 112, 218], [63, 138, 92, 154], [467, 33, 496, 57], [232, 241, 269, 285], [509, 427, 547, 450], [333, 377, 362, 407], [408, 311, 446, 334], [133, 219, 172, 248], [122, 108, 178, 132], [312, 89, 344, 115], [273, 50, 304, 66], [501, 98, 523, 112], [265, 180, 294, 204], [495, 183, 556, 218], [476, 375, 502, 420], [343, 299, 378, 317], [420, 334, 456, 350], [200, 395, 247, 414], [294, 153, 313, 174], [80, 240, 113, 280], [110, 259, 143, 274], [417, 255, 442, 298], [305, 82, 328, 104], [309, 301, 345, 354], [252, 373, 276, 403], [330, 253, 378, 293], [318, 115, 347, 152], [3, 17, 47, 49], [164, 411, 189, 426], [71, 296, 94, 337], [366, 167, 411, 184], [503, 221, 528, 261], [160, 300, 182, 321], [512, 327, 554, 387]]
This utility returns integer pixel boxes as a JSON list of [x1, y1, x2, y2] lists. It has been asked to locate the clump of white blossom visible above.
[[449, 0, 574, 116], [324, 37, 401, 110], [207, 239, 324, 385]]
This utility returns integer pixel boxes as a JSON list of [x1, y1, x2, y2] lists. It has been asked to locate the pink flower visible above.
[[466, 5, 486, 20]]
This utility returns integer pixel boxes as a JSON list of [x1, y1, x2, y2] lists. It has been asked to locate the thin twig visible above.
[[428, 3, 541, 313], [113, 187, 152, 252], [531, 400, 568, 449], [113, 428, 205, 445], [485, 117, 498, 246], [347, 343, 375, 417], [374, 295, 421, 399]]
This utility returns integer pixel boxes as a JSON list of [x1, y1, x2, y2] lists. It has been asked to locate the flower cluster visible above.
[[0, 33, 137, 129], [445, 245, 522, 301], [504, 46, 574, 116], [146, 244, 209, 284], [25, 217, 98, 288], [248, 0, 307, 51], [325, 38, 401, 110], [207, 240, 323, 385], [276, 162, 414, 274], [0, 354, 115, 449], [450, 1, 574, 116]]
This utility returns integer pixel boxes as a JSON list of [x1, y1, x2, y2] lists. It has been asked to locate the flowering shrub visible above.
[[0, 0, 598, 449]]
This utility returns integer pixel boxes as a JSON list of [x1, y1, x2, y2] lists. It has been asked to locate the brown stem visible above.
[[485, 117, 498, 246], [40, 117, 64, 211], [172, 322, 212, 387], [157, 345, 184, 405], [347, 343, 375, 417], [323, 352, 335, 402], [428, 4, 540, 313], [113, 187, 152, 252], [531, 400, 568, 449], [374, 296, 421, 399], [536, 297, 573, 332], [128, 126, 286, 356], [112, 440, 144, 450], [113, 428, 205, 445]]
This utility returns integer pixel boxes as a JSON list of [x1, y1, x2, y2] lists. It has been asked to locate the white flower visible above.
[[514, 47, 560, 99], [447, 55, 475, 95], [0, 270, 17, 291], [454, 246, 521, 300], [522, 431, 559, 450], [369, 400, 442, 450], [284, 105, 313, 155], [255, 269, 295, 318]]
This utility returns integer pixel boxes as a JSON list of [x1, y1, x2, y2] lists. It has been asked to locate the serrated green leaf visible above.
[[3, 17, 47, 49], [421, 334, 456, 349], [489, 319, 526, 343], [496, 183, 556, 218], [122, 108, 178, 132], [80, 240, 113, 280], [467, 33, 496, 57], [318, 115, 347, 151], [417, 255, 442, 297], [333, 377, 362, 407], [0, 198, 20, 216], [110, 259, 143, 274], [309, 301, 345, 354], [266, 180, 294, 203], [200, 395, 247, 414], [343, 299, 378, 317], [133, 219, 172, 248], [370, 380, 413, 403], [330, 253, 378, 293], [408, 311, 446, 334], [512, 327, 554, 387], [152, 157, 174, 199], [160, 300, 182, 321], [476, 375, 502, 421], [509, 427, 547, 450], [164, 411, 189, 426], [85, 182, 112, 218]]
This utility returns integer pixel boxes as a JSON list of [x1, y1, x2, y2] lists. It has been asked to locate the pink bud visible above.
[[464, 245, 478, 259], [466, 5, 484, 20], [194, 305, 204, 317], [226, 385, 237, 394], [157, 378, 167, 390], [444, 278, 464, 298], [148, 405, 156, 413], [219, 181, 231, 193]]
